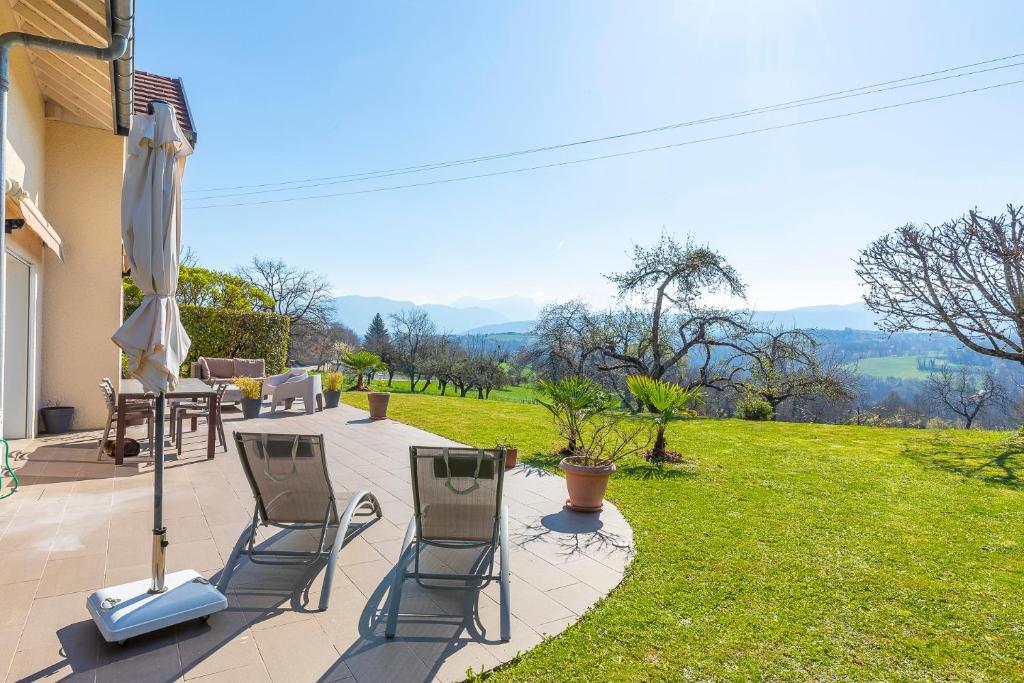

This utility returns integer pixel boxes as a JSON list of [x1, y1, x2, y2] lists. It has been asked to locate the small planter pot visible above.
[[324, 390, 341, 409], [503, 448, 518, 469], [241, 397, 262, 420], [367, 392, 390, 420], [40, 406, 75, 434], [559, 457, 614, 512]]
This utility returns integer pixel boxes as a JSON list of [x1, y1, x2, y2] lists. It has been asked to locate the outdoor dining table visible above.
[[116, 377, 220, 465]]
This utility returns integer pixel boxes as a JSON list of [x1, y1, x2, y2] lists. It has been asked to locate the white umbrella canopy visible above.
[[113, 101, 193, 393]]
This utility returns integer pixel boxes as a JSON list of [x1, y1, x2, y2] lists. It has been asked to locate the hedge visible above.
[[125, 302, 289, 376]]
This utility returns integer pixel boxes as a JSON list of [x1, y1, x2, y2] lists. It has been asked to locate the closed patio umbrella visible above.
[[88, 102, 226, 644]]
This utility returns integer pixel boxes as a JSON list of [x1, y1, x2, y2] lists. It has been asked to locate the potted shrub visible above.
[[538, 377, 650, 511], [495, 436, 518, 469], [235, 377, 263, 419], [367, 379, 390, 420], [559, 415, 650, 512], [40, 403, 75, 434], [323, 372, 344, 408]]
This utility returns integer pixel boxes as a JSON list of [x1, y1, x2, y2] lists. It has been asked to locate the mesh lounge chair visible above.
[[218, 432, 383, 610], [385, 446, 510, 641]]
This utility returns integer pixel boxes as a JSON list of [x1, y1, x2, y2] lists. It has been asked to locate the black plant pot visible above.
[[241, 398, 262, 420], [40, 406, 75, 434], [324, 390, 341, 409]]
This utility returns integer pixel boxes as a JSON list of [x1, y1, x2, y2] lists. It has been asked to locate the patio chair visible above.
[[175, 381, 229, 456], [218, 432, 383, 610], [263, 369, 308, 412], [385, 446, 510, 641], [96, 378, 154, 460]]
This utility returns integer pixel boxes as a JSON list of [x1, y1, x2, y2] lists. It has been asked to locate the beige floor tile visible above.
[[185, 663, 271, 682], [6, 642, 99, 682], [544, 580, 604, 616], [251, 619, 343, 682], [36, 553, 106, 598]]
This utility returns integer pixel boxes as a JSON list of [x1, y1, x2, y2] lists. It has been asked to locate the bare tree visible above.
[[529, 300, 602, 379], [389, 309, 436, 390], [857, 204, 1024, 366], [238, 257, 335, 329], [599, 235, 749, 384], [924, 365, 1006, 429], [727, 327, 857, 414]]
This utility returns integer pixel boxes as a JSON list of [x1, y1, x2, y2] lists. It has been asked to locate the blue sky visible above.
[[136, 1, 1023, 311]]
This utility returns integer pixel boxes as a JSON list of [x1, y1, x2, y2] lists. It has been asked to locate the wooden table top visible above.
[[119, 377, 216, 398]]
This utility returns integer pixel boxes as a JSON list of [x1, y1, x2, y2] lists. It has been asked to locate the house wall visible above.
[[41, 120, 124, 429]]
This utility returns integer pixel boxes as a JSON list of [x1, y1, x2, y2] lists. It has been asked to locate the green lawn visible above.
[[374, 379, 541, 404], [342, 391, 1024, 681], [850, 354, 971, 380]]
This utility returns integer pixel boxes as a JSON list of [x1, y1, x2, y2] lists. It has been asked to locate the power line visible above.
[[185, 52, 1024, 199], [189, 77, 1024, 211]]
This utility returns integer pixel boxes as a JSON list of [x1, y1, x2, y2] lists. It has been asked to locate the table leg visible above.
[[207, 393, 219, 460], [114, 395, 127, 465]]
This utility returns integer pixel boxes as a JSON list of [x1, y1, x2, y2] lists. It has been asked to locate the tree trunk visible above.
[[650, 426, 668, 459]]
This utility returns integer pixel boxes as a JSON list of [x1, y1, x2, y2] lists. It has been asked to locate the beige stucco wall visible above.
[[41, 120, 125, 429], [0, 4, 47, 207]]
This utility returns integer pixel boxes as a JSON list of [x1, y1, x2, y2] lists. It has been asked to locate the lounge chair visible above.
[[385, 446, 510, 641], [263, 369, 324, 414], [218, 432, 383, 610]]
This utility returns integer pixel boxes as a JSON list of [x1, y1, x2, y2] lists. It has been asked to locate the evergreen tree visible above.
[[364, 313, 390, 351]]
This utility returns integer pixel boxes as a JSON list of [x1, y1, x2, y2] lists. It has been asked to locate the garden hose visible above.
[[0, 439, 17, 500]]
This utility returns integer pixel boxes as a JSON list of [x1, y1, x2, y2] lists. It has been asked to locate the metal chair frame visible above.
[[218, 432, 383, 611], [386, 446, 510, 641]]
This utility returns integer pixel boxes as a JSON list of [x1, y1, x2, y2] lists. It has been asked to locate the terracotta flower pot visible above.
[[324, 390, 341, 409], [367, 392, 390, 420], [559, 457, 614, 512], [503, 448, 518, 469]]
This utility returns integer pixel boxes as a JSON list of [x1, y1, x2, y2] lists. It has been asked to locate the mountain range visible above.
[[332, 296, 882, 336]]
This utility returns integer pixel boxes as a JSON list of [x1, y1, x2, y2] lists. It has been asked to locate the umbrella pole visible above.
[[150, 392, 167, 593]]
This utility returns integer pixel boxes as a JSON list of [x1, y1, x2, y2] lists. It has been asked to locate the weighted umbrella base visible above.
[[87, 569, 227, 643]]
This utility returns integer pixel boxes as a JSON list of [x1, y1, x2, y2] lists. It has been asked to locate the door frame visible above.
[[4, 250, 38, 439]]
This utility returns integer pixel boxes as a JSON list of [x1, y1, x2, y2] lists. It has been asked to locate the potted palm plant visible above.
[[322, 372, 344, 408], [626, 375, 704, 462], [559, 414, 650, 512], [538, 377, 649, 511], [367, 379, 390, 420], [235, 377, 263, 419]]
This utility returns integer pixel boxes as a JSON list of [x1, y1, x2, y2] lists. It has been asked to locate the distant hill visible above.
[[333, 297, 882, 337], [464, 320, 537, 335], [332, 295, 512, 335], [751, 302, 880, 331]]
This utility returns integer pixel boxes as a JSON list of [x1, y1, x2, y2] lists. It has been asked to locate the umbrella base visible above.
[[87, 569, 227, 644]]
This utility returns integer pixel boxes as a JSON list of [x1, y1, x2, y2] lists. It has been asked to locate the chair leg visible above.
[[385, 517, 416, 637], [96, 415, 113, 461], [147, 416, 154, 456], [217, 415, 226, 452], [217, 514, 257, 595], [169, 405, 176, 443], [176, 413, 184, 457], [499, 504, 511, 641], [319, 492, 382, 611]]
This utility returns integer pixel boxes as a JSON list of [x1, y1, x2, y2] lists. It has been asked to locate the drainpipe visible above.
[[0, 30, 129, 438]]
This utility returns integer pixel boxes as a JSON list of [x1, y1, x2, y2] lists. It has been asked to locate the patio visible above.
[[0, 402, 633, 682]]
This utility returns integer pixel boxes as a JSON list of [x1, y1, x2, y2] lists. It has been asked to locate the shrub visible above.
[[126, 301, 289, 377], [323, 372, 344, 392], [234, 377, 263, 400], [736, 392, 774, 421], [537, 377, 618, 454]]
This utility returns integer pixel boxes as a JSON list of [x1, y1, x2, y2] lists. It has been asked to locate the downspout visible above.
[[0, 27, 129, 437]]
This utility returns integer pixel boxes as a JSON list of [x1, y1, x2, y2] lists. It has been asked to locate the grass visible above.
[[370, 379, 541, 404], [342, 391, 1024, 681], [851, 354, 971, 380]]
